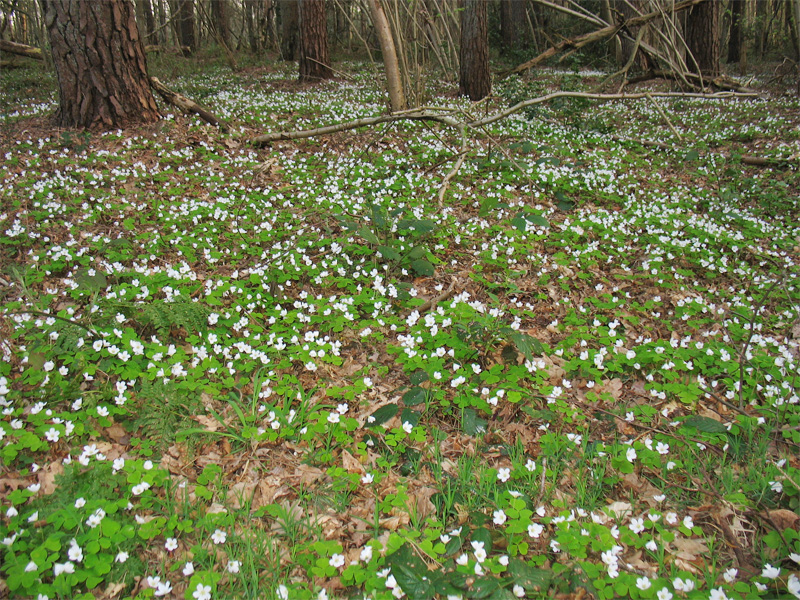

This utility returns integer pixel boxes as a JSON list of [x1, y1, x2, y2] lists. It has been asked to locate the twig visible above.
[[408, 278, 457, 316], [437, 122, 466, 207], [2, 310, 99, 338], [646, 93, 683, 141]]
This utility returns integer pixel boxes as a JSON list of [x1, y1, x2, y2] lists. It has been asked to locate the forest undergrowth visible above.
[[1, 60, 800, 600]]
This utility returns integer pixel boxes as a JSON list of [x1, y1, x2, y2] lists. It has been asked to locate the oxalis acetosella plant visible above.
[[1, 49, 799, 600]]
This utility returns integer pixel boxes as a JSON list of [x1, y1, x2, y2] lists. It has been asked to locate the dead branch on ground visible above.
[[149, 77, 230, 132], [0, 39, 43, 60]]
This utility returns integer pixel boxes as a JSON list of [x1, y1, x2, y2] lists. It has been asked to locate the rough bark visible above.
[[459, 0, 490, 101], [210, 0, 229, 46], [727, 0, 744, 63], [39, 0, 161, 131], [685, 0, 720, 76], [366, 0, 406, 111], [176, 0, 195, 54], [298, 0, 332, 81], [279, 0, 299, 59], [500, 0, 527, 54]]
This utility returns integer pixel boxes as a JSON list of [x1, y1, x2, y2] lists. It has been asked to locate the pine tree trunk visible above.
[[39, 0, 160, 130], [459, 0, 490, 101], [727, 0, 743, 63], [298, 0, 332, 81], [685, 0, 720, 77], [500, 0, 527, 54]]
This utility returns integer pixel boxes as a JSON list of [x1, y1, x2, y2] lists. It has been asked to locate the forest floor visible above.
[[1, 58, 800, 600]]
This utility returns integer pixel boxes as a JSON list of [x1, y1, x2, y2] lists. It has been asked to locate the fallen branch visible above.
[[628, 69, 757, 93], [251, 91, 756, 146], [0, 39, 44, 60], [149, 77, 229, 133], [498, 0, 705, 78], [611, 136, 797, 169]]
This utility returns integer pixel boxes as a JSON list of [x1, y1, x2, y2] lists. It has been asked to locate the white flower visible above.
[[497, 467, 511, 482], [25, 561, 37, 572], [227, 560, 240, 573], [626, 447, 637, 462], [527, 521, 544, 538], [45, 428, 60, 442], [645, 539, 658, 552], [709, 588, 728, 600], [402, 421, 413, 434], [787, 574, 800, 599], [68, 539, 83, 562], [183, 562, 195, 576], [525, 459, 536, 472], [471, 540, 487, 562], [656, 442, 669, 454], [360, 545, 373, 563], [512, 584, 525, 598], [682, 515, 694, 530], [155, 580, 173, 596], [761, 563, 780, 579], [456, 553, 468, 566], [165, 537, 178, 552], [115, 551, 129, 563], [329, 554, 345, 568], [211, 529, 227, 544], [723, 567, 737, 583], [361, 473, 374, 484], [629, 517, 645, 534], [193, 583, 212, 600], [53, 561, 75, 576], [673, 578, 694, 592], [635, 576, 651, 591], [276, 584, 289, 600], [656, 588, 673, 600], [327, 412, 340, 424], [493, 509, 507, 525]]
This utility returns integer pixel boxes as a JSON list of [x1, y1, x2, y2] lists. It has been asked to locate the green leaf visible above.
[[407, 245, 427, 259], [369, 404, 398, 427], [462, 408, 487, 436], [402, 387, 427, 406], [508, 558, 552, 591], [681, 415, 727, 433], [512, 215, 528, 232], [378, 245, 402, 261], [685, 149, 700, 162], [525, 213, 549, 228], [386, 544, 436, 600], [359, 226, 380, 245], [471, 577, 501, 599], [410, 259, 435, 277], [410, 370, 429, 385], [401, 408, 421, 427], [505, 330, 544, 361]]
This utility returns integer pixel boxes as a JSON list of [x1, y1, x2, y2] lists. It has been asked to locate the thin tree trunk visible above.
[[459, 0, 490, 101], [367, 0, 406, 111], [138, 0, 157, 43], [298, 0, 332, 80], [500, 0, 527, 54], [279, 0, 298, 59], [210, 0, 229, 46], [176, 0, 195, 54], [39, 0, 161, 130], [727, 0, 744, 63], [685, 0, 720, 77]]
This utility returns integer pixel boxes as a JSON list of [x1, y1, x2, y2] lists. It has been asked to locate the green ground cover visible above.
[[1, 61, 799, 600]]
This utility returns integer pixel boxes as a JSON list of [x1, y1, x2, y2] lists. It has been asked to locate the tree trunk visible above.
[[727, 0, 744, 63], [39, 0, 161, 131], [176, 0, 195, 54], [366, 0, 406, 111], [619, 0, 649, 70], [279, 0, 299, 59], [500, 0, 527, 54], [459, 0, 490, 101], [685, 0, 720, 77], [298, 0, 332, 80], [211, 0, 229, 46], [137, 0, 156, 43]]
